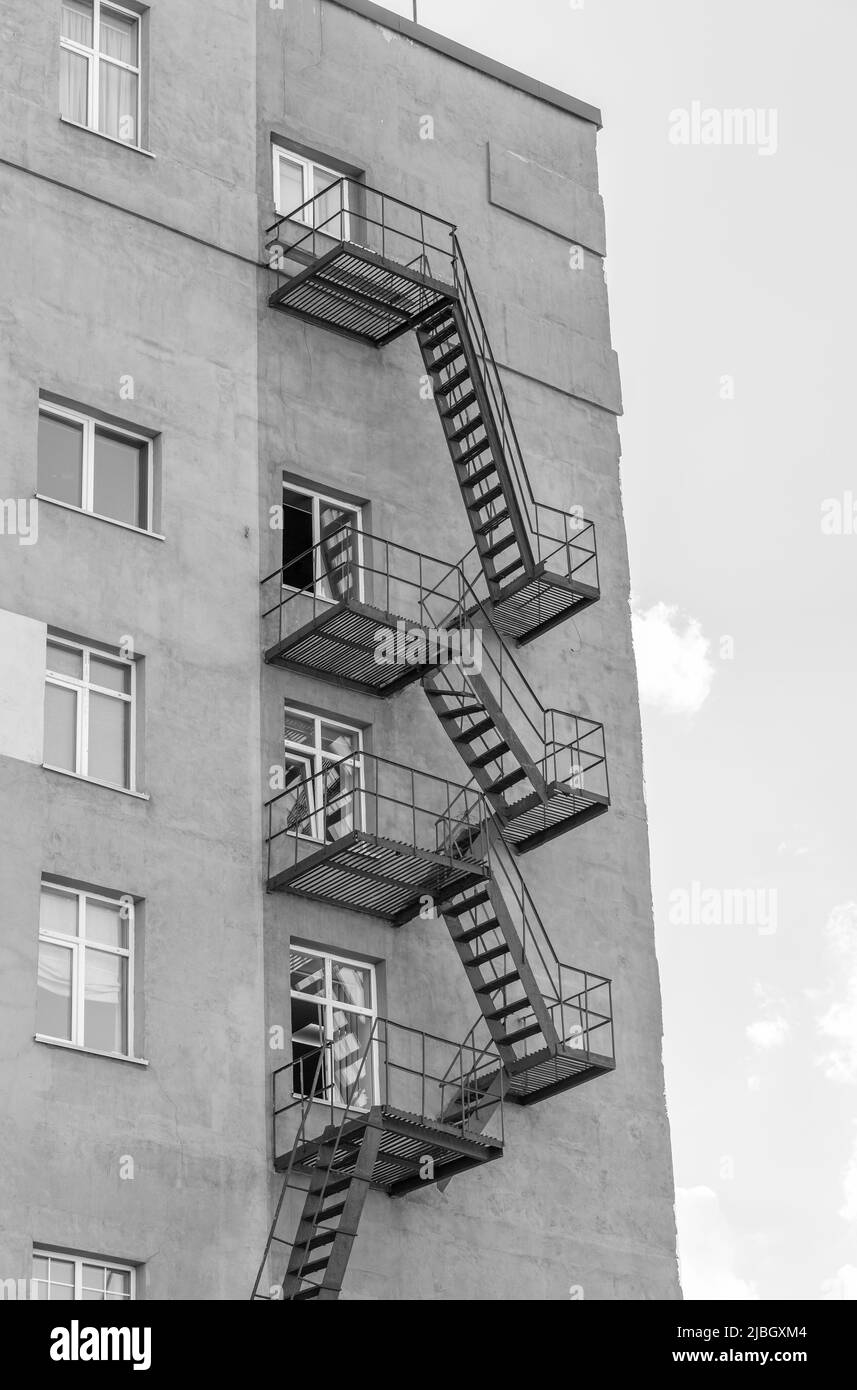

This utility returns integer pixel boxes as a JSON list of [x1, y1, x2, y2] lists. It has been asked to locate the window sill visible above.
[[42, 765, 149, 801], [60, 116, 154, 158], [35, 1036, 148, 1067], [35, 494, 164, 541]]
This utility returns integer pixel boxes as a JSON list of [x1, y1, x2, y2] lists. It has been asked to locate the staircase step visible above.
[[433, 344, 465, 371], [484, 533, 518, 560], [310, 1201, 347, 1224], [453, 718, 495, 744], [487, 997, 531, 1022], [308, 1174, 351, 1199], [297, 1256, 331, 1277], [422, 320, 458, 352], [442, 366, 471, 393], [292, 1288, 321, 1301], [491, 557, 526, 583], [456, 460, 496, 489], [441, 390, 477, 419], [470, 742, 509, 769], [467, 483, 504, 508], [454, 916, 501, 944], [294, 1230, 336, 1254], [497, 1021, 543, 1046], [441, 889, 491, 917], [474, 508, 509, 535], [450, 416, 484, 444], [457, 438, 492, 466], [486, 767, 527, 795], [469, 942, 511, 968], [475, 970, 521, 995], [436, 703, 485, 721]]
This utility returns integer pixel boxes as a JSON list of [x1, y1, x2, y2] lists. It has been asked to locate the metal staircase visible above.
[[252, 1021, 504, 1301], [265, 180, 600, 643]]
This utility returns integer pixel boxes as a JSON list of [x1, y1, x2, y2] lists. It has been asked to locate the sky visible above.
[[379, 0, 857, 1299]]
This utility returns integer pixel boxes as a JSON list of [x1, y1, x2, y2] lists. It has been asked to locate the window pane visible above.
[[99, 7, 137, 62], [318, 506, 357, 602], [82, 1263, 106, 1294], [60, 47, 89, 125], [290, 992, 327, 1099], [33, 1256, 49, 1281], [282, 490, 314, 592], [47, 643, 83, 680], [36, 943, 74, 1040], [90, 656, 130, 694], [282, 754, 314, 837], [331, 960, 372, 1009], [86, 899, 126, 949], [284, 711, 314, 747], [84, 948, 127, 1053], [44, 683, 78, 772], [276, 157, 305, 217], [88, 691, 129, 786], [106, 1269, 131, 1297], [99, 60, 137, 142], [38, 413, 84, 506], [314, 169, 344, 239], [320, 723, 358, 757], [93, 431, 147, 526], [331, 1009, 374, 1109], [40, 887, 79, 939], [290, 950, 325, 997], [49, 1283, 75, 1301], [62, 0, 93, 46]]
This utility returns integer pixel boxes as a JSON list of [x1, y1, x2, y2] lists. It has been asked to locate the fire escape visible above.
[[257, 179, 616, 1300]]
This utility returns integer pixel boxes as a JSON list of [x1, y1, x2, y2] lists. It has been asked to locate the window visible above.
[[60, 1, 142, 146], [44, 637, 136, 791], [38, 403, 153, 532], [272, 148, 349, 237], [281, 483, 363, 602], [33, 1250, 135, 1301], [282, 708, 363, 844], [36, 881, 134, 1057], [290, 947, 377, 1109]]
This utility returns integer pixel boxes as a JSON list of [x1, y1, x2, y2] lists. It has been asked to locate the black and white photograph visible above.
[[0, 0, 853, 1353]]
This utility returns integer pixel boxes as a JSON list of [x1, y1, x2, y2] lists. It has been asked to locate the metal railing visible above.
[[264, 748, 489, 884], [261, 526, 472, 654], [265, 177, 457, 290]]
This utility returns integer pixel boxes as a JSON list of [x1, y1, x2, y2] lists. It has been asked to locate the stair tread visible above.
[[475, 970, 521, 994], [470, 742, 509, 769], [456, 460, 497, 488], [422, 321, 458, 352], [492, 557, 526, 583], [497, 1021, 542, 1046], [296, 1256, 331, 1277], [441, 889, 491, 917], [453, 718, 495, 744], [486, 767, 527, 795], [442, 366, 471, 392], [470, 942, 511, 968], [292, 1288, 321, 1301], [294, 1229, 336, 1253], [441, 390, 477, 418], [454, 916, 501, 944], [484, 535, 518, 561], [467, 483, 503, 508], [457, 438, 492, 466], [310, 1200, 347, 1223], [487, 997, 531, 1022], [450, 416, 484, 443], [474, 508, 509, 535], [308, 1174, 351, 1198], [433, 344, 465, 370], [436, 703, 484, 720]]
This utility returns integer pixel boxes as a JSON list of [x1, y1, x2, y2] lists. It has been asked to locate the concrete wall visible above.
[[0, 0, 267, 1299], [256, 0, 679, 1299]]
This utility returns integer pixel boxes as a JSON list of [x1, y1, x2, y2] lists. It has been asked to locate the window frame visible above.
[[283, 707, 365, 845], [289, 945, 379, 1111], [38, 402, 154, 533], [32, 1248, 136, 1301], [272, 147, 351, 235], [281, 481, 364, 604], [44, 636, 137, 793], [60, 0, 143, 148], [36, 880, 135, 1060]]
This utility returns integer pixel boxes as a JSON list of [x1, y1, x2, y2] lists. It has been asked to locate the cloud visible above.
[[816, 902, 857, 1084], [676, 1187, 758, 1300], [632, 602, 714, 715], [822, 1265, 857, 1299], [746, 1018, 789, 1050]]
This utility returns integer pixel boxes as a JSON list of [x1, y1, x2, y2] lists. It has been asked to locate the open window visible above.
[[289, 946, 377, 1110], [281, 482, 364, 604]]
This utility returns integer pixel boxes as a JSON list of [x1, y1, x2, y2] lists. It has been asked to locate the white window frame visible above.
[[281, 481, 364, 604], [38, 402, 154, 533], [33, 1248, 136, 1301], [36, 880, 135, 1059], [289, 945, 379, 1110], [45, 636, 137, 793], [60, 0, 143, 148], [283, 708, 365, 845], [272, 147, 350, 236]]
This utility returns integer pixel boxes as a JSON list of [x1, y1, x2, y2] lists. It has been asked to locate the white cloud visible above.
[[632, 601, 714, 715], [822, 1265, 857, 1299], [816, 902, 857, 1084], [676, 1186, 758, 1300], [746, 1018, 789, 1050]]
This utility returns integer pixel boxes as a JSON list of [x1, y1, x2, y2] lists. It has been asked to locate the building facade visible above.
[[0, 0, 679, 1300]]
